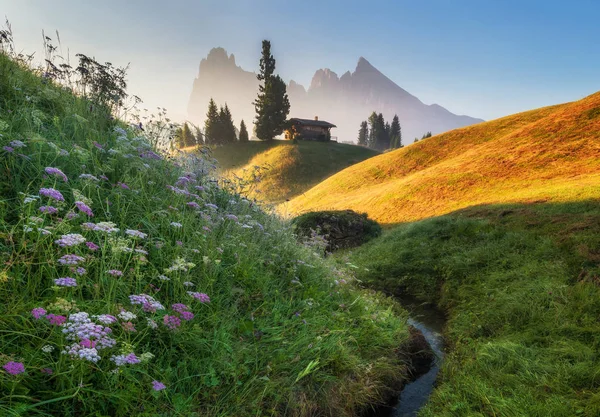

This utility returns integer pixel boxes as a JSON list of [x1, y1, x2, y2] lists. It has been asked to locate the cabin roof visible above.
[[289, 118, 337, 128]]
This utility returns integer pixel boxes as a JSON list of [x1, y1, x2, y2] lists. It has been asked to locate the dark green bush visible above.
[[292, 210, 382, 251]]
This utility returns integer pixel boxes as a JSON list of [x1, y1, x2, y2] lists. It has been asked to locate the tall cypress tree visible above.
[[220, 104, 236, 143], [239, 120, 249, 142], [254, 40, 290, 141], [204, 98, 219, 145], [357, 121, 368, 146], [390, 114, 401, 149]]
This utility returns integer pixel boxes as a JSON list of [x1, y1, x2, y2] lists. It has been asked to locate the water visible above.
[[373, 297, 445, 417]]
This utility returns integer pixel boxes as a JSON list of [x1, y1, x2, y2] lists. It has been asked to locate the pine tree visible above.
[[390, 114, 402, 149], [173, 127, 184, 149], [254, 40, 290, 141], [375, 113, 389, 151], [367, 111, 378, 149], [193, 126, 204, 145], [204, 98, 219, 145], [239, 120, 249, 142], [182, 122, 196, 147], [357, 121, 368, 146], [219, 104, 236, 143], [421, 131, 432, 139]]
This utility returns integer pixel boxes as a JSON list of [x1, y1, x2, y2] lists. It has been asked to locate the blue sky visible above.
[[1, 0, 599, 121]]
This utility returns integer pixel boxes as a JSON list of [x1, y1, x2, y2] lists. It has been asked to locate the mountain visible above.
[[187, 48, 483, 142], [286, 91, 600, 224]]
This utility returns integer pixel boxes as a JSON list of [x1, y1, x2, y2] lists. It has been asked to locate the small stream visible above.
[[373, 297, 445, 417]]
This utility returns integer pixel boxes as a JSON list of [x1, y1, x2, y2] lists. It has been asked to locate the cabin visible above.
[[284, 117, 337, 141]]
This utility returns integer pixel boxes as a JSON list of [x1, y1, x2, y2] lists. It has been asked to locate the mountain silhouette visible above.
[[188, 48, 483, 142]]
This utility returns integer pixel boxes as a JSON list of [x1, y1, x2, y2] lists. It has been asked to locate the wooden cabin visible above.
[[284, 117, 337, 141]]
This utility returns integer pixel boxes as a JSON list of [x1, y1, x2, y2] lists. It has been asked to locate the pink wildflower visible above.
[[75, 201, 94, 217], [181, 311, 194, 321], [163, 315, 181, 330], [46, 314, 67, 326], [107, 269, 123, 277], [86, 241, 100, 251], [122, 321, 137, 332], [31, 307, 47, 319], [3, 361, 25, 375], [152, 380, 166, 391], [188, 292, 210, 303]]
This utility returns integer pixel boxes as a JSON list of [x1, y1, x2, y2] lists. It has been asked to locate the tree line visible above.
[[357, 112, 402, 151], [175, 39, 289, 148]]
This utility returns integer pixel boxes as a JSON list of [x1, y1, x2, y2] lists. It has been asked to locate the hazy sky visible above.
[[2, 0, 599, 122]]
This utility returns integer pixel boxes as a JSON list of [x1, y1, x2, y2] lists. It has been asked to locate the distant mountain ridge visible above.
[[188, 47, 484, 142]]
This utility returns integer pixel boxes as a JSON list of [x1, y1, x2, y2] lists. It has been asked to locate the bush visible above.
[[292, 210, 382, 252]]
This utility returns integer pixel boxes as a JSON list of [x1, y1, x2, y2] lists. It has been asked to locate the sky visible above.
[[1, 0, 599, 122]]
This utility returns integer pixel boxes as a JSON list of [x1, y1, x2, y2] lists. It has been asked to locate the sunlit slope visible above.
[[211, 140, 379, 203], [286, 93, 600, 223]]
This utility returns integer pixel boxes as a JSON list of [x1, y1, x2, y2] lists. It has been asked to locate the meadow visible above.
[[0, 49, 409, 416]]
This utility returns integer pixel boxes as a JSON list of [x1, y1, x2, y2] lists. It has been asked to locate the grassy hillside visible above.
[[287, 95, 600, 223], [347, 200, 600, 416], [0, 52, 409, 416], [204, 140, 379, 204]]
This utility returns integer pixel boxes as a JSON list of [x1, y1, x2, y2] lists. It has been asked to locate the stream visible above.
[[373, 297, 446, 417]]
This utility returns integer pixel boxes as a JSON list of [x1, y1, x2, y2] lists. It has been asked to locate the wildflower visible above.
[[9, 140, 26, 148], [3, 361, 25, 375], [75, 201, 93, 217], [121, 321, 137, 332], [94, 314, 117, 325], [205, 203, 218, 210], [39, 228, 52, 235], [176, 240, 183, 246], [107, 269, 123, 277], [187, 292, 210, 303], [64, 344, 101, 362], [183, 281, 194, 287], [181, 311, 194, 321], [86, 241, 100, 251], [93, 141, 104, 150], [83, 221, 119, 234], [65, 211, 78, 220], [3, 145, 14, 153], [39, 205, 59, 214], [42, 345, 55, 353], [59, 149, 69, 156], [163, 315, 181, 330], [140, 150, 161, 160], [125, 229, 147, 239], [44, 167, 68, 182], [41, 368, 53, 375], [55, 234, 86, 247], [39, 188, 65, 202], [79, 173, 99, 182], [129, 294, 165, 312], [171, 303, 189, 314], [117, 182, 130, 190], [29, 216, 44, 223], [111, 353, 140, 366], [186, 201, 200, 209], [194, 185, 205, 192], [46, 314, 67, 326], [225, 214, 238, 222], [118, 311, 137, 321], [73, 267, 87, 276], [170, 222, 182, 228], [54, 277, 77, 287], [152, 380, 166, 391], [146, 318, 158, 329], [31, 307, 47, 319], [158, 274, 170, 281], [58, 254, 85, 265]]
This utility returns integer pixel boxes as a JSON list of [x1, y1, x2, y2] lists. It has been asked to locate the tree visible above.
[[375, 113, 389, 151], [219, 104, 236, 143], [193, 125, 204, 145], [239, 120, 249, 142], [254, 40, 290, 141], [181, 122, 196, 147], [367, 111, 378, 149], [173, 126, 184, 149], [204, 98, 219, 145], [390, 114, 402, 149], [357, 121, 368, 146], [421, 131, 432, 139]]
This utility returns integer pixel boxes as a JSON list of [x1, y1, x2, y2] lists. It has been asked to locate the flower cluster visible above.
[[3, 361, 25, 375], [188, 292, 211, 303], [125, 229, 147, 239], [54, 277, 78, 287], [111, 353, 140, 366], [45, 167, 68, 182], [39, 187, 65, 202], [39, 205, 58, 214], [58, 254, 85, 265], [82, 221, 119, 234], [75, 201, 93, 217], [129, 294, 165, 313], [61, 312, 116, 362], [55, 234, 86, 247]]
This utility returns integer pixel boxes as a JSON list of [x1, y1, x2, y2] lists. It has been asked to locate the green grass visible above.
[[0, 52, 410, 416], [203, 140, 379, 204], [346, 200, 600, 416]]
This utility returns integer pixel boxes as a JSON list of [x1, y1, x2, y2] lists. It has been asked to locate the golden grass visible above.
[[285, 92, 600, 224]]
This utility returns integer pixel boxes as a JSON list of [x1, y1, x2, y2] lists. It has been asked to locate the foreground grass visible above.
[[347, 200, 600, 416], [0, 53, 409, 416], [287, 94, 600, 224], [198, 140, 379, 204]]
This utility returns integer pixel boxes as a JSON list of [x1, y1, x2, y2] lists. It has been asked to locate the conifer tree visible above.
[[367, 111, 378, 149], [193, 126, 204, 145], [204, 98, 219, 145], [357, 121, 368, 146], [376, 113, 389, 151], [390, 114, 402, 149], [219, 104, 236, 143], [239, 120, 249, 142], [182, 122, 196, 147], [173, 126, 184, 149], [254, 40, 290, 141]]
